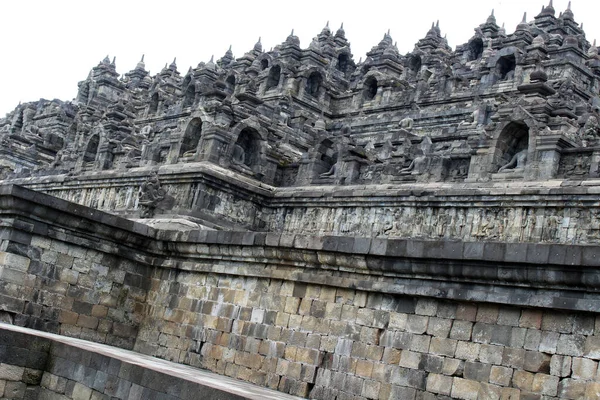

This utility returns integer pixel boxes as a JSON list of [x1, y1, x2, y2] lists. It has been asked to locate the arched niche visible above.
[[83, 135, 99, 163], [337, 53, 349, 72], [306, 72, 322, 97], [363, 77, 378, 101], [232, 127, 261, 168], [314, 138, 338, 178], [408, 55, 422, 75], [179, 118, 203, 157], [494, 121, 529, 172], [260, 59, 269, 70], [149, 93, 159, 114], [468, 38, 484, 61], [183, 84, 195, 108], [225, 75, 236, 94], [265, 65, 281, 91], [496, 55, 516, 80]]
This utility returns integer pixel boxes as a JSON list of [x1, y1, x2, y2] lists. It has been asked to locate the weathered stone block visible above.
[[429, 337, 457, 357], [455, 341, 480, 361], [523, 351, 550, 373], [451, 378, 480, 400], [532, 373, 559, 396], [557, 334, 585, 357], [571, 357, 597, 380], [489, 365, 512, 387], [426, 373, 452, 396]]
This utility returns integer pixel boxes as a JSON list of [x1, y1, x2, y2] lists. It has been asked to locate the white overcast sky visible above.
[[1, 0, 598, 116]]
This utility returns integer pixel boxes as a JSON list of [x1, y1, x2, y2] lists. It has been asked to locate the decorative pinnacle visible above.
[[387, 29, 390, 35], [340, 22, 344, 29], [258, 36, 261, 44], [491, 9, 494, 16], [141, 54, 145, 62], [291, 29, 294, 36], [549, 0, 553, 6], [436, 20, 439, 28], [522, 12, 527, 23], [326, 21, 329, 28], [111, 56, 116, 65], [567, 1, 571, 10]]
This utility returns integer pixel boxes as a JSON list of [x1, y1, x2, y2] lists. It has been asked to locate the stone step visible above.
[[0, 323, 305, 400]]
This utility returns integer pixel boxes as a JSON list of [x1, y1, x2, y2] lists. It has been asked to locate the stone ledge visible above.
[[0, 323, 303, 400]]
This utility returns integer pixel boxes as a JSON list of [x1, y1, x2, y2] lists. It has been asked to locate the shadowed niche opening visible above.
[[497, 55, 516, 80], [468, 38, 484, 61], [149, 93, 159, 114], [306, 72, 322, 97], [233, 127, 261, 168], [363, 77, 378, 101], [495, 121, 529, 171], [337, 53, 349, 72], [266, 66, 281, 91], [83, 135, 99, 163], [180, 118, 203, 157]]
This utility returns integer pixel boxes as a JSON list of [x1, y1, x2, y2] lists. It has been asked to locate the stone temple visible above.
[[1, 3, 600, 399]]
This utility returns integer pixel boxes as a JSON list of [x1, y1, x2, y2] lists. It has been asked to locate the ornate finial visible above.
[[173, 57, 177, 64], [141, 54, 145, 62], [549, 0, 553, 6], [340, 22, 344, 29], [111, 56, 116, 65], [387, 28, 390, 35], [436, 20, 439, 28], [567, 1, 571, 10], [228, 45, 232, 51], [594, 39, 597, 46], [291, 29, 294, 36], [209, 55, 214, 62], [491, 9, 494, 16], [431, 21, 435, 29], [326, 21, 329, 28], [522, 12, 527, 23], [258, 36, 261, 44], [580, 22, 583, 29]]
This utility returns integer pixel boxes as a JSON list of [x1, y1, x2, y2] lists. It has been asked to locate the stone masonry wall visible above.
[[0, 329, 49, 399], [2, 185, 600, 399], [135, 270, 600, 399], [0, 240, 149, 350]]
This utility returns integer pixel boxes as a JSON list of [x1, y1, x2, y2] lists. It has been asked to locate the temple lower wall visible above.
[[13, 167, 600, 245], [1, 185, 600, 399]]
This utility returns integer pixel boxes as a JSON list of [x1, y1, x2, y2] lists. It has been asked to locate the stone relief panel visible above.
[[557, 153, 591, 179], [270, 204, 596, 244]]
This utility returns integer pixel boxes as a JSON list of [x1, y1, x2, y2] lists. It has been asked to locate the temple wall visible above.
[[1, 185, 600, 399], [13, 167, 600, 245]]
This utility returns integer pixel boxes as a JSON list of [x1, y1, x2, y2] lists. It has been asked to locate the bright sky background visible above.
[[1, 0, 598, 116]]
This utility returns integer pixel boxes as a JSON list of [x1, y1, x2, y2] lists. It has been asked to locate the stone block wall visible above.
[[0, 330, 49, 399], [0, 240, 148, 350], [136, 270, 600, 399], [2, 185, 600, 399]]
